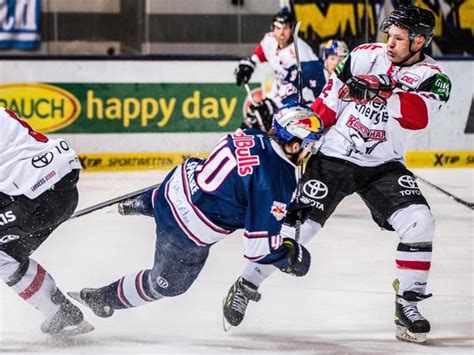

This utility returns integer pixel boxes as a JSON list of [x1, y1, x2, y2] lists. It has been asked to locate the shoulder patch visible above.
[[430, 73, 451, 101]]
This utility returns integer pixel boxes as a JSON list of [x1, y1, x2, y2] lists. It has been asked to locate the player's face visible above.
[[273, 23, 292, 48], [325, 55, 345, 75], [386, 25, 424, 65], [296, 142, 314, 166]]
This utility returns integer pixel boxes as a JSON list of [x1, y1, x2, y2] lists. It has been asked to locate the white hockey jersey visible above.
[[0, 108, 81, 199], [251, 32, 318, 104], [311, 43, 451, 167]]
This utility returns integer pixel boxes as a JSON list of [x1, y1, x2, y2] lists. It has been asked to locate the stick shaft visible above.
[[415, 174, 473, 210], [69, 183, 161, 220], [244, 83, 266, 131]]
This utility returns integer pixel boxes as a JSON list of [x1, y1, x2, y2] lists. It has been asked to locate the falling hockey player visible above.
[[0, 107, 94, 337], [69, 103, 323, 329], [221, 6, 451, 344]]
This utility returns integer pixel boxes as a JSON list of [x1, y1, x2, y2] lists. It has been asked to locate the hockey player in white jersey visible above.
[[0, 107, 93, 337], [222, 6, 451, 344], [236, 9, 318, 129]]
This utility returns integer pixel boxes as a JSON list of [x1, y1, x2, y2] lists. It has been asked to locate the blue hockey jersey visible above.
[[280, 60, 327, 105], [155, 129, 298, 263]]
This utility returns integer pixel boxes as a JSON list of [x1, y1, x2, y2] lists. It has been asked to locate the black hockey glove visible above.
[[338, 74, 396, 105], [242, 98, 277, 132], [235, 58, 256, 86], [278, 238, 311, 277], [284, 199, 313, 228]]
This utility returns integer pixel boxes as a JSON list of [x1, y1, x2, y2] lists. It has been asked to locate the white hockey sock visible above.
[[388, 205, 434, 295], [242, 220, 322, 287], [0, 253, 59, 318], [116, 270, 162, 308], [241, 261, 276, 287]]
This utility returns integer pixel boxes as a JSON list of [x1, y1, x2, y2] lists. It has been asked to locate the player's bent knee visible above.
[[388, 204, 435, 244], [0, 251, 25, 282], [149, 274, 192, 297]]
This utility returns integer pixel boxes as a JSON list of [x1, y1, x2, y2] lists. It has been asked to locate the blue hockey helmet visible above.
[[272, 103, 323, 149], [321, 40, 349, 59]]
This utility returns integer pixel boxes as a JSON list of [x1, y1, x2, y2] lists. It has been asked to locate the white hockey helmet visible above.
[[272, 102, 323, 149]]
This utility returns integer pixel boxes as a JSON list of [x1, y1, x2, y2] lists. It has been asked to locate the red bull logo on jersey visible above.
[[232, 132, 260, 176], [271, 201, 287, 221]]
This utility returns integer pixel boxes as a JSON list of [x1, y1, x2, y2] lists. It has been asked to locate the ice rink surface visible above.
[[1, 168, 472, 354]]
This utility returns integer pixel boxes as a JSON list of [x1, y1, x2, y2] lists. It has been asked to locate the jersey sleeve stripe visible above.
[[311, 97, 337, 128], [396, 92, 428, 130]]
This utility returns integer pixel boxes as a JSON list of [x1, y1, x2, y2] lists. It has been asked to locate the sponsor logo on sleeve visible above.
[[271, 201, 287, 221]]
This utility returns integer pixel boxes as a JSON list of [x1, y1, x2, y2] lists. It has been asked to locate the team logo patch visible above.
[[303, 180, 328, 200], [399, 73, 421, 88], [398, 175, 419, 189], [271, 201, 287, 221], [156, 276, 169, 289], [0, 234, 19, 244], [32, 152, 54, 168]]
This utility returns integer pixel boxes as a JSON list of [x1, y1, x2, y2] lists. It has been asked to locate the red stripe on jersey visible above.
[[19, 264, 46, 300], [118, 277, 133, 308], [396, 259, 431, 271], [397, 92, 428, 130], [311, 98, 336, 128], [244, 231, 268, 238], [245, 254, 264, 261], [135, 271, 154, 302], [253, 44, 267, 62]]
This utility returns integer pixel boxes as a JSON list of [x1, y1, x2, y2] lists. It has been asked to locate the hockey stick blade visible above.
[[69, 183, 161, 220]]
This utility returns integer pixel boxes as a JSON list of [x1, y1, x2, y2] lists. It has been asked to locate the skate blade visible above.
[[223, 316, 233, 332], [49, 320, 95, 338], [222, 298, 232, 332], [396, 325, 427, 343], [67, 291, 87, 307]]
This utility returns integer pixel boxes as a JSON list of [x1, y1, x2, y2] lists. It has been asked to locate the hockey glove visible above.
[[242, 98, 277, 131], [235, 58, 256, 86], [278, 238, 311, 277], [338, 74, 397, 105], [284, 199, 313, 228]]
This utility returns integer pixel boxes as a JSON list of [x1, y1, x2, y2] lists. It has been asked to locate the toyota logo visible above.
[[303, 180, 328, 200], [398, 175, 418, 189], [32, 152, 54, 168]]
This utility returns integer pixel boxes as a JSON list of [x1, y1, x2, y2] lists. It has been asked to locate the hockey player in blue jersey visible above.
[[244, 40, 349, 131], [69, 103, 323, 322]]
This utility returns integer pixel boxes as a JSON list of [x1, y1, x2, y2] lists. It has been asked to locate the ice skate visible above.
[[222, 277, 261, 331], [393, 280, 432, 343], [68, 288, 114, 318], [41, 290, 94, 337]]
